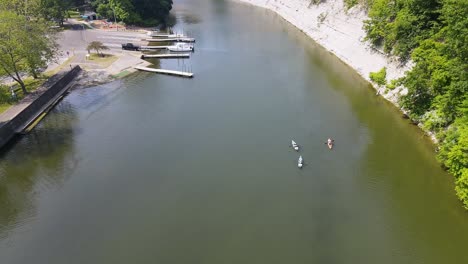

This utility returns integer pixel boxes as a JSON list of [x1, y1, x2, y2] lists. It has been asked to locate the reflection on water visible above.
[[1, 1, 468, 263], [181, 13, 202, 24], [0, 80, 133, 240], [0, 100, 78, 236]]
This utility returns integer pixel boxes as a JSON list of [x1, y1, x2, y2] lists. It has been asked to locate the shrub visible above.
[[344, 0, 359, 9], [369, 67, 387, 86], [310, 0, 324, 6], [317, 12, 328, 24], [455, 169, 468, 209]]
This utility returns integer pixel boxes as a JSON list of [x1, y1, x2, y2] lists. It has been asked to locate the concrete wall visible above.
[[0, 66, 82, 149]]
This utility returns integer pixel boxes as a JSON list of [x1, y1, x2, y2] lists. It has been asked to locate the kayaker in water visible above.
[[327, 138, 334, 149]]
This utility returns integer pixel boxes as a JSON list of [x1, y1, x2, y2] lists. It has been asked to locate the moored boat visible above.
[[167, 43, 194, 52]]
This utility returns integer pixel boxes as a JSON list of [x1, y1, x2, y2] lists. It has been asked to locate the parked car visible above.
[[121, 43, 140, 51]]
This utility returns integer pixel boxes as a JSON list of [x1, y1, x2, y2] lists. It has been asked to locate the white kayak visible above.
[[298, 155, 303, 168], [291, 140, 299, 151]]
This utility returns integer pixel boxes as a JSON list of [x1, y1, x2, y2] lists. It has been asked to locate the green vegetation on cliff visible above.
[[362, 0, 468, 208]]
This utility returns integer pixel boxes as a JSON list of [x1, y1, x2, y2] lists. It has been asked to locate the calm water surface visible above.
[[1, 0, 467, 263]]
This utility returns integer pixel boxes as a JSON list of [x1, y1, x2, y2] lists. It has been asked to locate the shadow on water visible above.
[[143, 58, 161, 69], [0, 100, 79, 237], [181, 13, 202, 24], [164, 13, 177, 29]]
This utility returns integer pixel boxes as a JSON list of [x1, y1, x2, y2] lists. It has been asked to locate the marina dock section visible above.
[[145, 38, 196, 43], [134, 66, 194, 78], [140, 45, 170, 50], [140, 54, 190, 59]]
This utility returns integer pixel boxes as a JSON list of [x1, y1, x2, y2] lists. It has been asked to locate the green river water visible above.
[[1, 0, 467, 263]]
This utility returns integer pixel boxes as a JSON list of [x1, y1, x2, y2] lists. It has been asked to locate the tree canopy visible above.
[[90, 0, 173, 26], [0, 0, 59, 94], [41, 0, 72, 25], [87, 41, 109, 56]]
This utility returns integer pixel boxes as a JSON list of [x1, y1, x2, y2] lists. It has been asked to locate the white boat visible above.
[[291, 140, 299, 151], [298, 156, 303, 168], [167, 43, 194, 52]]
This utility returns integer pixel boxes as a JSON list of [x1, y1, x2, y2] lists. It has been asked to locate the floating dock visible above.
[[145, 38, 196, 43], [134, 66, 194, 78], [148, 33, 187, 38], [140, 54, 190, 59], [140, 45, 170, 50]]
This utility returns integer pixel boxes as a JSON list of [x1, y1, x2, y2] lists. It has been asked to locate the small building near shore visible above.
[[82, 12, 97, 21]]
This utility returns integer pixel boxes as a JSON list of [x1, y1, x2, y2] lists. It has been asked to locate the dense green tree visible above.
[[133, 0, 172, 25], [364, 0, 442, 60], [40, 0, 72, 25], [24, 21, 58, 79], [70, 0, 86, 7], [91, 0, 172, 26], [0, 11, 34, 93], [0, 8, 58, 93], [362, 0, 468, 208], [455, 169, 468, 208], [86, 41, 109, 56], [0, 0, 42, 17]]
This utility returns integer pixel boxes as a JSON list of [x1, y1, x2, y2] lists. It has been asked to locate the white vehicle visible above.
[[298, 156, 303, 168], [167, 43, 194, 52], [291, 140, 299, 151]]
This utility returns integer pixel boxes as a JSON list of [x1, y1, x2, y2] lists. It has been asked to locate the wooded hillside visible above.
[[362, 0, 468, 208]]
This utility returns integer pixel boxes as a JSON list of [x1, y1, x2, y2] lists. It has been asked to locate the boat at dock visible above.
[[291, 140, 299, 151], [167, 43, 194, 52]]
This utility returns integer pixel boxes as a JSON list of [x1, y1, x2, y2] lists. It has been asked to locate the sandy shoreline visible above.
[[72, 54, 150, 89], [235, 0, 411, 105]]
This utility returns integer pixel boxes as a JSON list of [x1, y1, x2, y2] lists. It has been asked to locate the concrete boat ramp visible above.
[[134, 66, 194, 78]]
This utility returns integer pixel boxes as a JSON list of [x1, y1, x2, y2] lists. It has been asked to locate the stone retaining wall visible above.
[[0, 66, 82, 149]]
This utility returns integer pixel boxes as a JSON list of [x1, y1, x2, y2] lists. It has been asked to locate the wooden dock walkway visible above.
[[134, 66, 194, 78], [148, 34, 186, 38], [141, 54, 190, 59], [140, 45, 170, 50], [145, 38, 196, 43]]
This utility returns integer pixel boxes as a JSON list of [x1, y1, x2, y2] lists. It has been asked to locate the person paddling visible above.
[[326, 138, 334, 149]]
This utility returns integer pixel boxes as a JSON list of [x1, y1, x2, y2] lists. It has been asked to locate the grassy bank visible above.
[[0, 78, 48, 114]]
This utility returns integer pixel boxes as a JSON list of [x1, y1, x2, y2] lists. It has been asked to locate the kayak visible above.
[[327, 139, 334, 149], [291, 140, 299, 151], [298, 155, 303, 168]]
